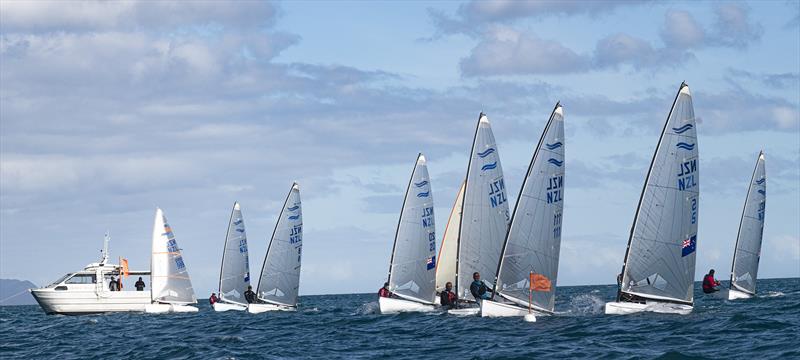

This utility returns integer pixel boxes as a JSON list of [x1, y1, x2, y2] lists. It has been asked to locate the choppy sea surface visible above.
[[2, 278, 798, 359]]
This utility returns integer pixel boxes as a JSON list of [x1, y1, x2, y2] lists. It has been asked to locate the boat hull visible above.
[[727, 288, 753, 300], [31, 288, 151, 315], [144, 303, 199, 313], [213, 301, 248, 312], [247, 303, 296, 313], [604, 300, 692, 315], [447, 304, 480, 316], [378, 297, 435, 314], [480, 299, 545, 319]]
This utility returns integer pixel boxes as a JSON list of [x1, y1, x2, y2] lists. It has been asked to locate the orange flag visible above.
[[531, 273, 552, 292], [121, 258, 130, 278]]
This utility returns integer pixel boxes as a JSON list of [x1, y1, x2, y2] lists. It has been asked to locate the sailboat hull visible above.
[[247, 303, 296, 313], [727, 288, 753, 300], [144, 303, 198, 313], [480, 299, 546, 318], [604, 301, 692, 315], [213, 301, 248, 312], [378, 297, 435, 314]]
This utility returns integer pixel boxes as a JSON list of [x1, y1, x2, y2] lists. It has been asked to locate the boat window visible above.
[[47, 273, 74, 287], [65, 274, 97, 284]]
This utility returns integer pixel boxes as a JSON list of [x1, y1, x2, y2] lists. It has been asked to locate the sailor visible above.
[[134, 277, 146, 291], [439, 282, 457, 309], [244, 285, 257, 303], [378, 282, 392, 298], [108, 276, 119, 291], [209, 293, 218, 305], [470, 272, 493, 301], [702, 269, 721, 293]]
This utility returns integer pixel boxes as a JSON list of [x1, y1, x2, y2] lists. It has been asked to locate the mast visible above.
[[454, 112, 485, 300], [491, 102, 561, 297], [100, 231, 110, 265], [729, 151, 764, 292], [386, 153, 422, 286], [619, 82, 688, 297]]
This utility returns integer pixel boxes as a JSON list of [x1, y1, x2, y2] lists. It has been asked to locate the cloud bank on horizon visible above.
[[1, 0, 798, 295]]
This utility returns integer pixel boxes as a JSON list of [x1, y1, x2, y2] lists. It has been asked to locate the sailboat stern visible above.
[[378, 296, 435, 314]]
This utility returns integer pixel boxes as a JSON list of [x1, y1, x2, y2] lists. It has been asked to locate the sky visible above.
[[1, 0, 798, 296]]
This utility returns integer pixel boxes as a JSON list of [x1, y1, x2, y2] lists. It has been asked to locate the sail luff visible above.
[[454, 114, 483, 300], [256, 186, 293, 295], [256, 183, 303, 306], [218, 202, 236, 294], [218, 202, 251, 304]]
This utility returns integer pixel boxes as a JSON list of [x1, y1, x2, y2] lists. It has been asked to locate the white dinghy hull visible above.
[[144, 303, 199, 313], [247, 303, 296, 313], [447, 306, 480, 316], [480, 299, 545, 319], [604, 301, 692, 315], [727, 288, 753, 300], [213, 301, 248, 312], [378, 297, 435, 314]]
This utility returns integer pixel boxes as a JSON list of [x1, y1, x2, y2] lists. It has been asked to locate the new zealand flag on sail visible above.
[[426, 256, 436, 270], [681, 235, 697, 257]]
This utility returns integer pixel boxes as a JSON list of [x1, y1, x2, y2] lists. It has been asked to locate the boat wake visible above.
[[763, 291, 785, 298]]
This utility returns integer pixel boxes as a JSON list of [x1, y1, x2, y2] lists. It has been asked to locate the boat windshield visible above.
[[47, 273, 74, 288]]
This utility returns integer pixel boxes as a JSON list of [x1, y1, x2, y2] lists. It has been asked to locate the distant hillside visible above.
[[0, 279, 38, 306]]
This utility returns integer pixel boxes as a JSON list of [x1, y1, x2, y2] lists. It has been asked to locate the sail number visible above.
[[547, 175, 564, 204], [422, 207, 436, 251], [677, 159, 697, 191], [290, 225, 302, 244], [553, 211, 562, 238], [489, 178, 507, 208], [239, 238, 248, 253], [690, 197, 697, 225], [757, 202, 765, 221]]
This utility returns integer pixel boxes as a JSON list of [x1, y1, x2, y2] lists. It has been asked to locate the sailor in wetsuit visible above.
[[470, 272, 493, 301], [440, 281, 458, 309], [244, 285, 258, 303], [702, 269, 721, 293]]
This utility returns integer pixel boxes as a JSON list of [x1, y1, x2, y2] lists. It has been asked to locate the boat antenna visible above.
[[100, 231, 110, 265]]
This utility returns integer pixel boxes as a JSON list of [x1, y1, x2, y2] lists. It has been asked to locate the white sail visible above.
[[494, 103, 565, 313], [620, 83, 698, 305], [218, 202, 251, 305], [256, 183, 303, 307], [435, 181, 464, 293], [457, 113, 510, 301], [150, 208, 196, 305], [387, 154, 437, 305], [730, 151, 766, 295]]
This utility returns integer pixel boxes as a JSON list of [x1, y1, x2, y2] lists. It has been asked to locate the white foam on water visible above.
[[564, 294, 606, 316], [354, 301, 379, 315], [763, 291, 784, 298]]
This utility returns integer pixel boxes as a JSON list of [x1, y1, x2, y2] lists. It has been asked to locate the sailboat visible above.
[[434, 180, 464, 298], [448, 113, 511, 315], [727, 151, 766, 300], [380, 153, 438, 314], [249, 183, 303, 313], [214, 202, 251, 311], [481, 103, 565, 319], [605, 83, 698, 315], [145, 208, 199, 313]]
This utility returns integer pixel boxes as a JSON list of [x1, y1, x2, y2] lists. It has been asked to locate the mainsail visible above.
[[730, 151, 766, 295], [151, 208, 196, 304], [456, 113, 510, 301], [435, 181, 464, 293], [218, 202, 251, 304], [619, 83, 698, 305], [494, 103, 565, 313], [387, 153, 437, 304], [256, 183, 303, 307]]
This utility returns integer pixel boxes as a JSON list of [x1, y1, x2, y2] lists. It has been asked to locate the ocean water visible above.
[[2, 278, 798, 359]]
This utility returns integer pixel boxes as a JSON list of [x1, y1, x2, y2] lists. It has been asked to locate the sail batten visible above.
[[456, 113, 510, 301], [218, 202, 251, 304], [493, 103, 565, 312], [729, 152, 766, 295], [387, 153, 437, 304], [150, 208, 196, 305], [619, 83, 699, 305], [256, 183, 303, 307]]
